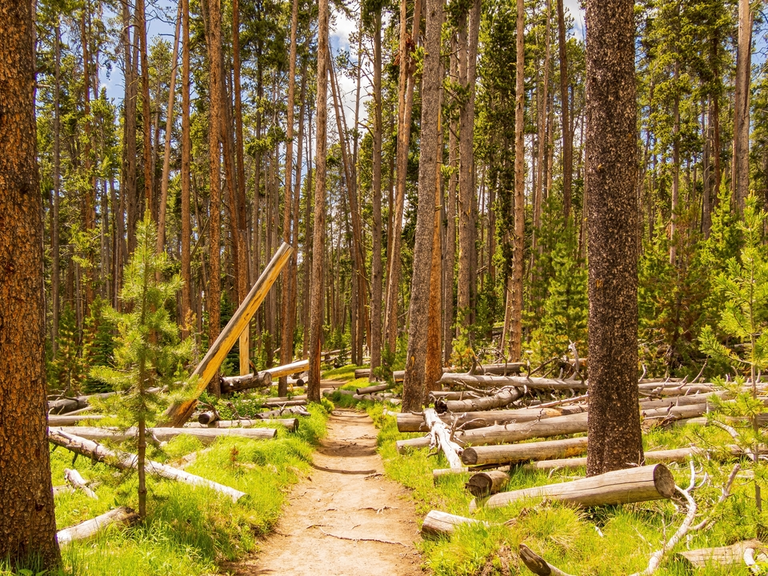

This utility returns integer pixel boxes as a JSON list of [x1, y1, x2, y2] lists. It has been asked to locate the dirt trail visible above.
[[229, 409, 425, 575]]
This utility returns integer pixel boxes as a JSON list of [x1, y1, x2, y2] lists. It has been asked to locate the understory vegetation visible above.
[[376, 411, 764, 575]]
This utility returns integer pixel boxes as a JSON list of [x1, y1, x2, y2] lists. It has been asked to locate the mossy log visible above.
[[472, 464, 675, 510]]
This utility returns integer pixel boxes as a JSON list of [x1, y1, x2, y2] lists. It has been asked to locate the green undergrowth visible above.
[[11, 404, 329, 576], [375, 411, 765, 575]]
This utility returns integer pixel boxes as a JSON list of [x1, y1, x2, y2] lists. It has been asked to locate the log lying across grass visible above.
[[220, 371, 273, 394], [257, 406, 310, 418], [472, 464, 675, 510], [462, 437, 589, 466], [49, 414, 106, 426], [50, 425, 277, 444], [676, 539, 766, 568], [435, 387, 523, 414], [64, 468, 98, 499], [519, 543, 574, 576], [421, 510, 484, 537], [356, 382, 395, 395], [49, 430, 248, 501], [57, 507, 140, 545], [186, 418, 299, 432], [396, 406, 574, 433], [466, 470, 509, 497]]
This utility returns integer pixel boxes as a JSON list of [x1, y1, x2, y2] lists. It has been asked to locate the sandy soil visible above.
[[226, 409, 426, 576]]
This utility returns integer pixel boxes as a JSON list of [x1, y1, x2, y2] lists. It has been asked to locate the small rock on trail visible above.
[[227, 409, 426, 576]]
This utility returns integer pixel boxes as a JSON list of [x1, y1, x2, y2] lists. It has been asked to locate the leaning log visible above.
[[466, 470, 509, 497], [473, 464, 675, 510], [435, 387, 523, 414], [48, 430, 248, 501], [64, 468, 98, 499], [421, 510, 484, 538], [439, 374, 587, 391], [263, 359, 309, 379], [462, 437, 589, 466], [162, 243, 292, 427], [220, 371, 273, 393], [676, 539, 766, 569], [57, 507, 140, 546], [424, 408, 464, 469]]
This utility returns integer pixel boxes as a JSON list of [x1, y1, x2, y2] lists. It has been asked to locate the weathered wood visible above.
[[162, 243, 292, 427], [429, 391, 483, 401], [421, 510, 483, 538], [64, 468, 98, 499], [396, 406, 574, 433], [197, 411, 219, 425], [439, 373, 587, 391], [474, 363, 525, 375], [264, 359, 309, 379], [676, 539, 766, 568], [186, 418, 298, 432], [220, 370, 273, 393], [519, 543, 575, 576], [51, 426, 277, 444], [522, 447, 705, 471], [57, 507, 140, 546], [473, 464, 675, 510], [356, 382, 395, 395], [48, 414, 105, 426], [435, 387, 523, 413], [462, 437, 589, 466], [424, 408, 463, 469], [466, 470, 509, 497], [257, 406, 311, 418], [48, 430, 248, 501], [261, 397, 307, 408]]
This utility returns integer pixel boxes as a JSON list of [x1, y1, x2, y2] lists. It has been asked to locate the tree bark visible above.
[[308, 0, 330, 403], [0, 0, 61, 563], [180, 0, 192, 336], [557, 0, 572, 220], [370, 10, 384, 378], [585, 0, 643, 475], [732, 0, 752, 212]]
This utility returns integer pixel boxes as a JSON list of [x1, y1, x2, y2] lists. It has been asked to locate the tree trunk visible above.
[[137, 0, 153, 220], [585, 0, 643, 475], [308, 0, 330, 403], [402, 0, 443, 411], [384, 0, 421, 354], [279, 0, 300, 396], [0, 0, 61, 563], [52, 22, 61, 353], [732, 0, 752, 212], [370, 11, 384, 378], [122, 0, 139, 257], [444, 38, 458, 365], [557, 0, 572, 221], [180, 0, 192, 336], [534, 0, 551, 242]]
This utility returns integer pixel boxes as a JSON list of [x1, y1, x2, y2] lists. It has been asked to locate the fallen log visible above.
[[462, 437, 589, 466], [48, 397, 88, 414], [396, 406, 576, 433], [424, 408, 464, 469], [435, 387, 523, 414], [257, 406, 310, 418], [261, 397, 307, 408], [439, 374, 587, 391], [474, 363, 525, 375], [356, 382, 395, 395], [429, 391, 483, 401], [519, 543, 575, 576], [49, 430, 248, 501], [50, 425, 277, 444], [433, 467, 470, 481], [64, 468, 98, 499], [162, 243, 292, 426], [48, 414, 106, 426], [263, 359, 309, 380], [676, 539, 766, 569], [466, 470, 509, 497], [421, 510, 484, 538], [220, 371, 273, 393], [57, 507, 140, 546], [186, 418, 299, 432], [197, 411, 219, 425], [473, 464, 675, 510]]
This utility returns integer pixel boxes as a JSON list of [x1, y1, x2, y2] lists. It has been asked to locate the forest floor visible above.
[[225, 408, 426, 576]]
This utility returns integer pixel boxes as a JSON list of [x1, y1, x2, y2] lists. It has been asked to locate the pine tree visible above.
[[91, 215, 192, 518]]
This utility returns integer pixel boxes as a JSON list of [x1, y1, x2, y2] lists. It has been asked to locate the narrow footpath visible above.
[[230, 409, 426, 575]]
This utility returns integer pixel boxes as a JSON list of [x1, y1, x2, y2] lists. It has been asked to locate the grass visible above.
[[374, 408, 764, 576], [3, 403, 329, 576]]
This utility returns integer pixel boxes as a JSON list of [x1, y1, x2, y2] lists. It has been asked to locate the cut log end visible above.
[[653, 463, 676, 499]]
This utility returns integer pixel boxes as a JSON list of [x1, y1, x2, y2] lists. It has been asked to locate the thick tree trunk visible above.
[[308, 0, 329, 403], [444, 40, 458, 365], [585, 0, 643, 475], [732, 0, 752, 212], [180, 0, 192, 336], [557, 0, 572, 221], [0, 0, 61, 563], [402, 0, 444, 411], [122, 0, 139, 258]]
